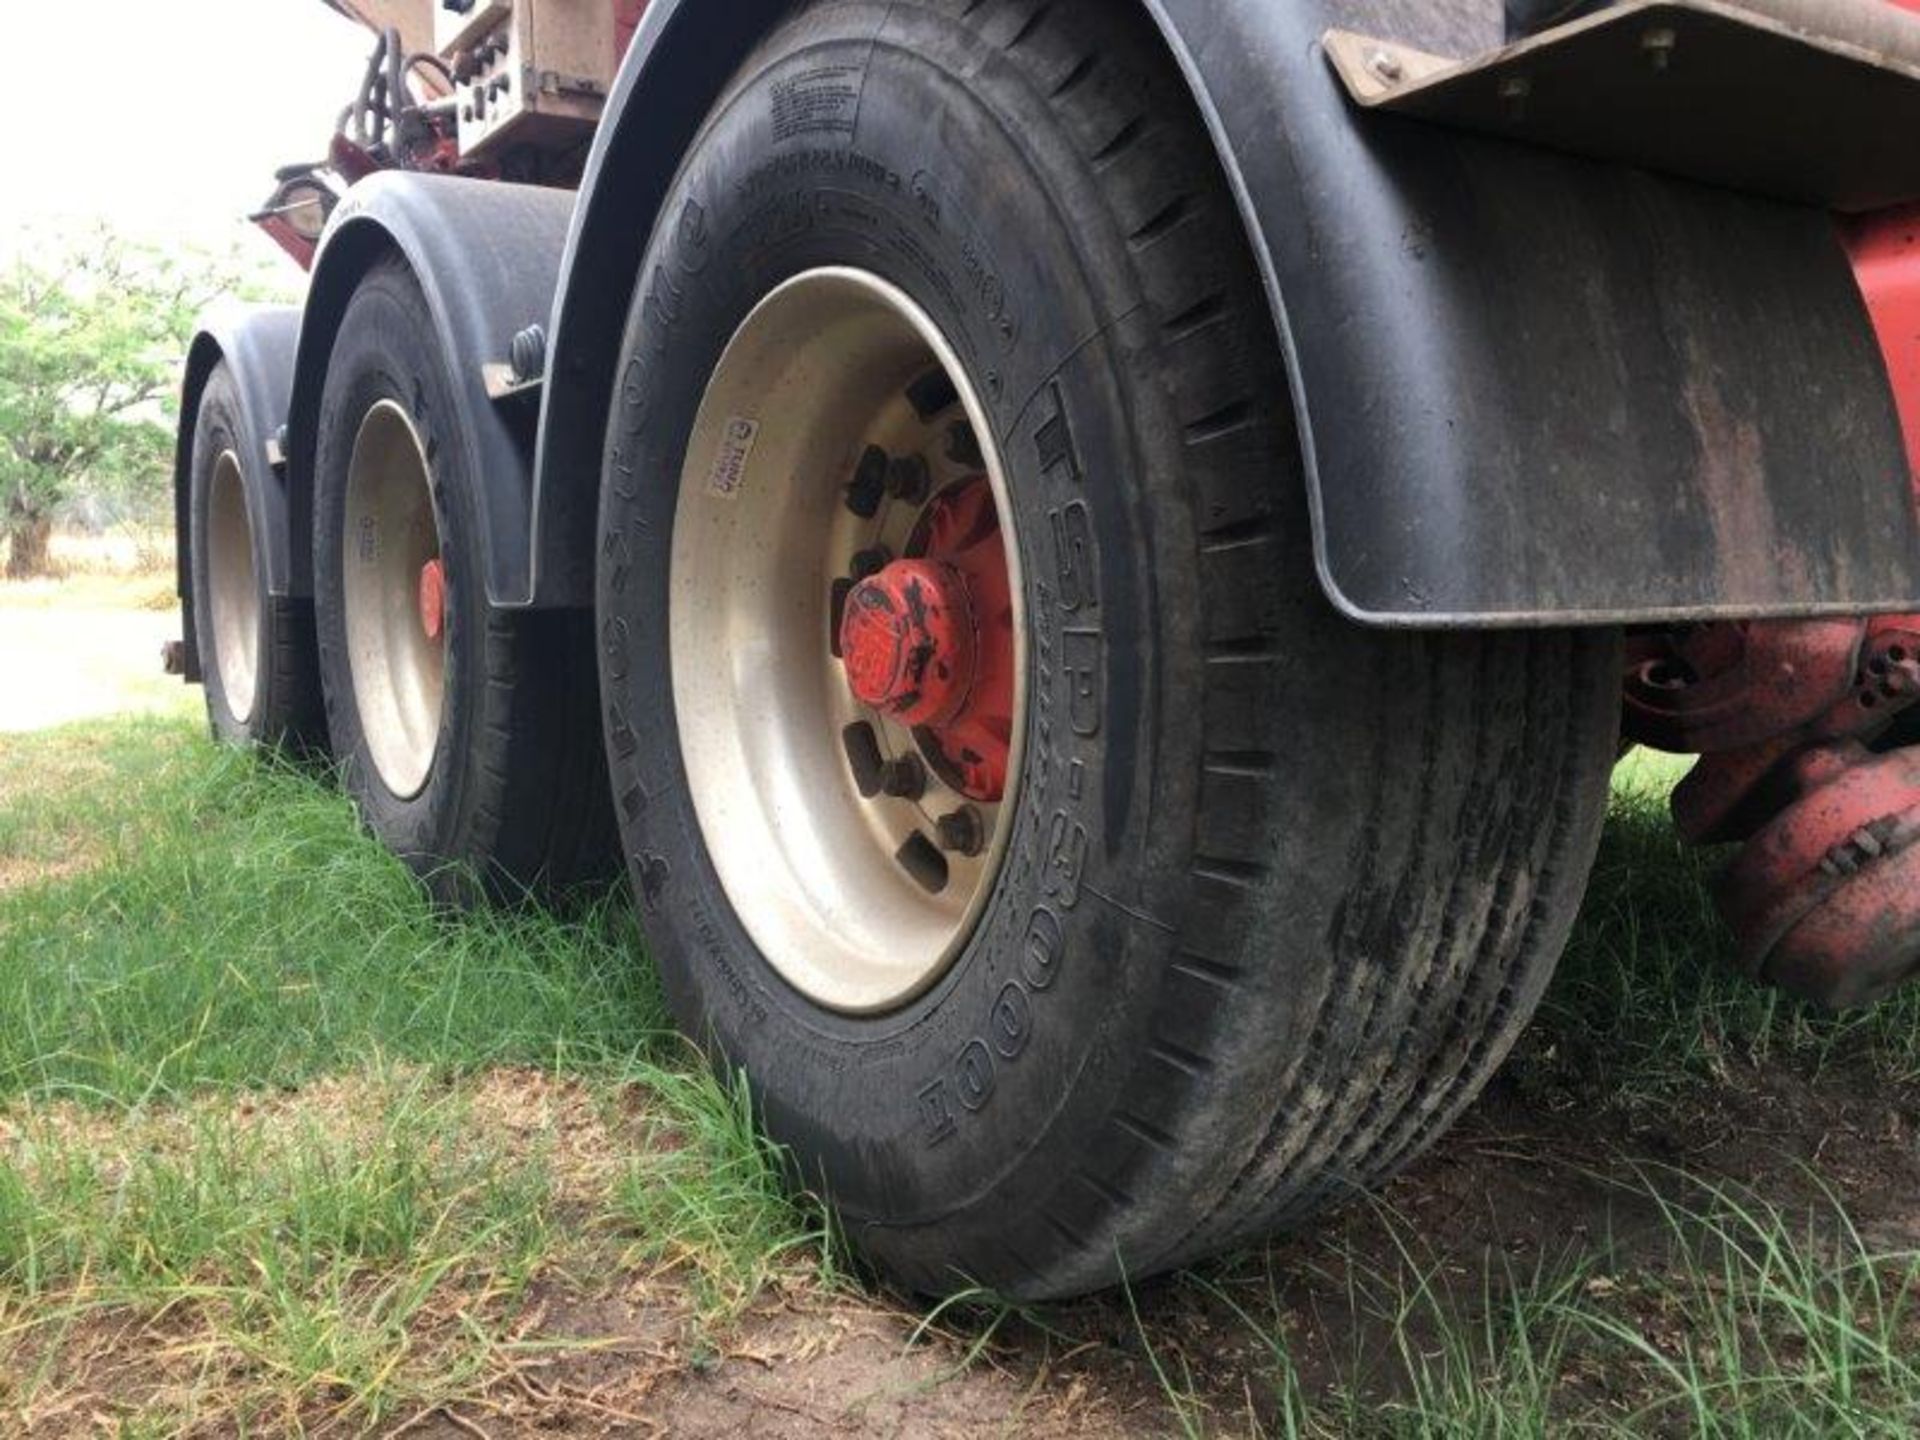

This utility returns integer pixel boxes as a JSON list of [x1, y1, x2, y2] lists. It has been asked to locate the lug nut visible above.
[[845, 445, 889, 519], [851, 545, 892, 581], [842, 721, 885, 797], [936, 805, 987, 857], [885, 454, 931, 505], [896, 831, 951, 895], [880, 754, 928, 801]]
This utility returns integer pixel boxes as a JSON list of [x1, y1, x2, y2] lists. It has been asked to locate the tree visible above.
[[0, 232, 230, 579]]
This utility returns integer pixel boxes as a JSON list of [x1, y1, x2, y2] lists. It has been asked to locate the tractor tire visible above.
[[188, 360, 324, 752], [314, 258, 614, 906], [596, 0, 1621, 1299]]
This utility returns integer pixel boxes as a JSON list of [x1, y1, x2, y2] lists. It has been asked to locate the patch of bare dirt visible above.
[[1439, 1060, 1920, 1258], [416, 1284, 1171, 1439], [0, 852, 93, 895], [3, 1282, 1170, 1440]]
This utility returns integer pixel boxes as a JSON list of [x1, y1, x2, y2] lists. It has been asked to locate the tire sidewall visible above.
[[598, 7, 1201, 1247], [190, 365, 274, 746], [314, 265, 484, 883]]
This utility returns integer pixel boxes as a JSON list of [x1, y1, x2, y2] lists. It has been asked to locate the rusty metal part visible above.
[[841, 559, 978, 730], [1625, 617, 1920, 840], [1682, 619, 1920, 843], [1716, 743, 1920, 1009], [834, 476, 1014, 804], [1640, 100, 1920, 1011], [1627, 613, 1920, 1009], [1623, 618, 1866, 755]]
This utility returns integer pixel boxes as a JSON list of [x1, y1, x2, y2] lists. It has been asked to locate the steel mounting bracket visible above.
[[1324, 0, 1920, 212]]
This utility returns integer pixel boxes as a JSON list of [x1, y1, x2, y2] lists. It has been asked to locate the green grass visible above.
[[0, 1057, 827, 1430], [1589, 1180, 1920, 1436], [0, 718, 826, 1431], [0, 1071, 554, 1300], [2, 720, 1918, 1435], [609, 1064, 836, 1322], [0, 717, 664, 1101], [1185, 1178, 1920, 1439], [0, 1069, 561, 1425]]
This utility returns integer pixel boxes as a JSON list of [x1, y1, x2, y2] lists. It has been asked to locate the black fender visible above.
[[285, 172, 574, 605], [173, 304, 302, 681], [530, 0, 1919, 624]]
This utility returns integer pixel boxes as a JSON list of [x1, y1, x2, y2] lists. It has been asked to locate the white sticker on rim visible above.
[[706, 417, 761, 499]]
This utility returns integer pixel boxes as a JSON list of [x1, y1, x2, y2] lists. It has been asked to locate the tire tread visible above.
[[914, 0, 1617, 1291]]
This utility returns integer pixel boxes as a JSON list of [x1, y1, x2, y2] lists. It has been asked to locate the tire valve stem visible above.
[[936, 805, 987, 857]]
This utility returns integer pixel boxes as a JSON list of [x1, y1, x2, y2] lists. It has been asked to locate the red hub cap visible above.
[[418, 557, 446, 642], [838, 477, 1014, 802], [842, 560, 978, 726]]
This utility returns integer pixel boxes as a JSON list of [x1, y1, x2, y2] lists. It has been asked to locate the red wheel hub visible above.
[[838, 477, 1014, 802], [418, 557, 446, 642], [842, 560, 978, 727]]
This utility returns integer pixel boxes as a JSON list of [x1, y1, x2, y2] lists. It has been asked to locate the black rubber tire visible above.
[[596, 0, 1622, 1299], [314, 258, 615, 906], [188, 361, 325, 753]]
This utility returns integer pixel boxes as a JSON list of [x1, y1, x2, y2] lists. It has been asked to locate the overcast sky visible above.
[[8, 1, 375, 267]]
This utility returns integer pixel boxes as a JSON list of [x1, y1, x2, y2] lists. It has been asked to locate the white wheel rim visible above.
[[670, 269, 1029, 1016], [343, 399, 446, 800], [207, 449, 262, 724]]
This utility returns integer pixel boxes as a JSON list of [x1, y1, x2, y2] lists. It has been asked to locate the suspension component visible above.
[[1717, 744, 1920, 1009], [1622, 619, 1865, 761], [1625, 615, 1920, 1009]]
